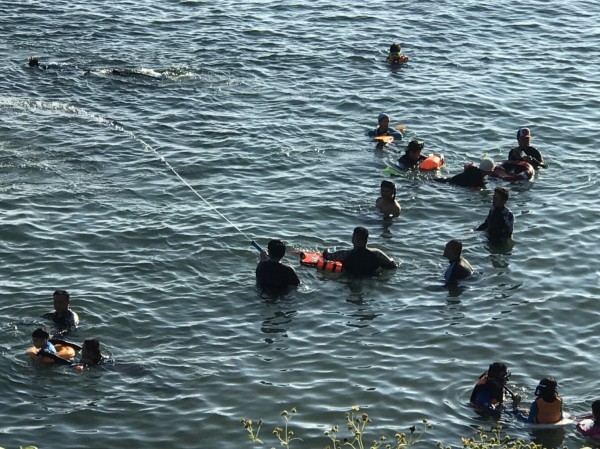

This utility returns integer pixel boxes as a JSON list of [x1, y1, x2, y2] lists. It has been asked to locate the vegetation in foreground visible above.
[[241, 406, 592, 449]]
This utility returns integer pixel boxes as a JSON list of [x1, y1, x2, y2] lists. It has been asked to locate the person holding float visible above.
[[386, 43, 409, 64], [576, 400, 600, 440], [470, 362, 521, 414], [368, 113, 404, 142], [476, 186, 514, 241], [375, 180, 401, 219], [442, 239, 473, 287], [27, 328, 78, 365], [508, 128, 544, 168], [435, 158, 494, 188], [397, 140, 427, 169], [322, 226, 396, 277], [256, 239, 301, 292]]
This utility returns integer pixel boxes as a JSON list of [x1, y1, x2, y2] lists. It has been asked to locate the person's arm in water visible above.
[[476, 210, 491, 231], [322, 248, 351, 261], [371, 248, 397, 269]]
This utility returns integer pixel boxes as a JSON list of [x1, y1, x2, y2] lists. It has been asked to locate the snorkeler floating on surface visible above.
[[28, 57, 164, 80]]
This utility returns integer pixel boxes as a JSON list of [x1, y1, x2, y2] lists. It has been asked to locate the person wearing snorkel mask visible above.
[[470, 362, 521, 413]]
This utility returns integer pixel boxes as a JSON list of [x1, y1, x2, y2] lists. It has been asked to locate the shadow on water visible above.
[[530, 427, 565, 449]]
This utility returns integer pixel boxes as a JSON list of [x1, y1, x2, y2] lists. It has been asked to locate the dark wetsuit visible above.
[[435, 165, 486, 188], [324, 247, 396, 277], [470, 374, 505, 413], [476, 206, 514, 240], [508, 145, 544, 168], [256, 260, 300, 292], [444, 257, 473, 286], [368, 127, 403, 139], [43, 309, 79, 332], [397, 153, 426, 170]]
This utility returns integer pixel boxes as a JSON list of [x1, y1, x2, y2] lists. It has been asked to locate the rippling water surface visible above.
[[1, 1, 599, 448]]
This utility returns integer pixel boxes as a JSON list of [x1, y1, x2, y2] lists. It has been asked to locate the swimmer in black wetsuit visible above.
[[397, 140, 426, 169], [256, 239, 300, 292], [476, 186, 514, 240], [435, 158, 494, 188], [443, 239, 473, 287], [323, 226, 396, 277], [470, 362, 520, 414], [508, 128, 545, 168]]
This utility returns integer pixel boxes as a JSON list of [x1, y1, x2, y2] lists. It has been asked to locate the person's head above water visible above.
[[516, 127, 532, 147], [443, 239, 463, 261], [487, 362, 510, 385], [406, 140, 425, 161], [267, 239, 286, 261], [81, 339, 102, 364], [380, 180, 396, 200], [493, 186, 509, 208], [352, 226, 369, 248], [377, 113, 390, 129], [389, 43, 401, 54], [535, 377, 558, 402], [31, 328, 50, 348], [28, 57, 40, 67]]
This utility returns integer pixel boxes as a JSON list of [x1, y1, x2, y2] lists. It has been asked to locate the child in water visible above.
[[376, 180, 401, 218], [386, 43, 408, 63], [31, 328, 56, 356], [524, 377, 563, 424], [576, 400, 600, 439]]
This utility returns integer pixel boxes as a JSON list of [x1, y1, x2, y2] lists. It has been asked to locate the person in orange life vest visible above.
[[256, 239, 300, 292], [525, 377, 563, 424], [470, 362, 521, 413], [376, 180, 401, 219], [386, 43, 408, 63], [576, 400, 600, 439]]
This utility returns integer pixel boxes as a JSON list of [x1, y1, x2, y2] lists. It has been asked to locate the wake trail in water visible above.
[[0, 97, 261, 250]]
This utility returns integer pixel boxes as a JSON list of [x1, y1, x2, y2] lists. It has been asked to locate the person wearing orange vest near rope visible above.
[[470, 362, 521, 414], [524, 377, 563, 424]]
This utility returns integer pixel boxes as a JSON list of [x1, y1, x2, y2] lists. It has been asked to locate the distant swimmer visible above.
[[476, 186, 514, 241], [397, 140, 427, 170], [28, 57, 164, 80], [442, 239, 473, 287], [508, 128, 545, 168], [42, 289, 79, 336], [368, 113, 404, 139], [376, 180, 401, 218], [435, 157, 494, 188], [323, 226, 397, 277], [386, 43, 409, 64], [256, 239, 301, 292]]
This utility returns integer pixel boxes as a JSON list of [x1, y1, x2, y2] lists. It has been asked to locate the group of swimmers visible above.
[[255, 119, 527, 291], [470, 362, 600, 439], [28, 289, 105, 370]]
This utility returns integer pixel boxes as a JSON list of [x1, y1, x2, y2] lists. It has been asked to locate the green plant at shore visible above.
[[241, 406, 593, 449], [324, 405, 431, 449]]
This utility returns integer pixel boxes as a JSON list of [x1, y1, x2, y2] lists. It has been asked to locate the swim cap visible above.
[[517, 128, 531, 138], [479, 158, 494, 172], [378, 113, 390, 123]]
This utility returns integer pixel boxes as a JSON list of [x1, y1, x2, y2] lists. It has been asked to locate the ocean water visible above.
[[1, 0, 599, 448]]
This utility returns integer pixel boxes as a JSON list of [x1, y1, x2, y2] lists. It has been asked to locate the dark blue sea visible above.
[[1, 1, 599, 448]]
